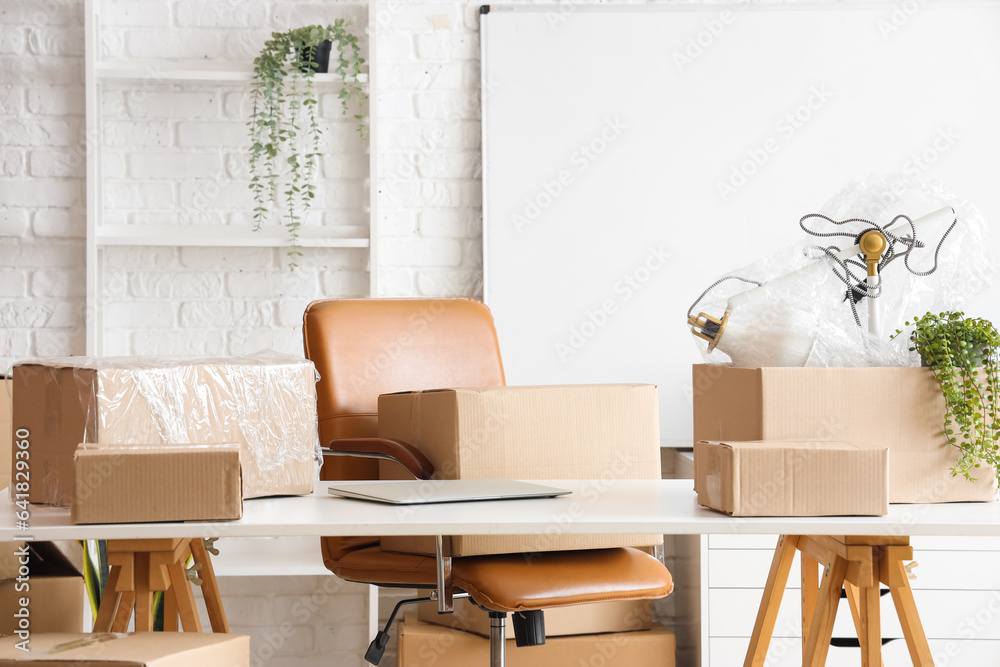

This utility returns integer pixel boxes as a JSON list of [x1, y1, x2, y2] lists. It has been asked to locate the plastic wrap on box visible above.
[[12, 352, 320, 505], [689, 175, 993, 368]]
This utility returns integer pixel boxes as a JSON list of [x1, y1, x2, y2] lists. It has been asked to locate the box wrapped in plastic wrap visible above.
[[12, 352, 320, 506]]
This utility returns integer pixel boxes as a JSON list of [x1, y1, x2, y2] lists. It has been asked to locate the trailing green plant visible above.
[[248, 20, 367, 266], [892, 310, 1000, 481]]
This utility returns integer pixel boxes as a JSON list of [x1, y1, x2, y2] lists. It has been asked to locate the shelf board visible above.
[[210, 537, 329, 577], [96, 60, 369, 84], [96, 224, 370, 248]]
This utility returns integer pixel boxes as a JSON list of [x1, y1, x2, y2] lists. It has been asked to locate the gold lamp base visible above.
[[688, 310, 731, 352]]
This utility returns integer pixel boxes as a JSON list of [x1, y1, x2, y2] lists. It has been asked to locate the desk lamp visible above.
[[687, 206, 956, 365]]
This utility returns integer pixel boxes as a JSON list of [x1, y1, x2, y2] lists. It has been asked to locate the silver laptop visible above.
[[327, 479, 571, 505]]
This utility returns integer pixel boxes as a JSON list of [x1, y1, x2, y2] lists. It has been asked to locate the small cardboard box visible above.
[[692, 365, 999, 503], [397, 613, 675, 667], [0, 542, 84, 637], [72, 443, 243, 524], [694, 440, 889, 516], [1, 377, 11, 489], [378, 384, 663, 556], [417, 598, 653, 637], [0, 632, 250, 666], [12, 355, 318, 506]]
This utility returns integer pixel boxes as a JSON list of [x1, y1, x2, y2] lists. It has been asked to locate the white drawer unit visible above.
[[709, 638, 1000, 666], [708, 588, 1000, 640], [700, 534, 1000, 666]]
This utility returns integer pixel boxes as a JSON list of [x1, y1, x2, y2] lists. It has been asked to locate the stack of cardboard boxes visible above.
[[398, 608, 676, 667], [691, 365, 999, 516], [377, 384, 677, 666], [10, 354, 319, 522], [3, 355, 321, 665]]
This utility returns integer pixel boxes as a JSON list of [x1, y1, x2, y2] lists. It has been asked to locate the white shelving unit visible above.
[[83, 0, 378, 355]]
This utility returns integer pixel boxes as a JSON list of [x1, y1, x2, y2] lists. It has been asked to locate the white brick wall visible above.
[[195, 573, 372, 667]]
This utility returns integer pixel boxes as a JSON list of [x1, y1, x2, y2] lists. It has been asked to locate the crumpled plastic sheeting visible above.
[[17, 351, 321, 499], [692, 175, 994, 368]]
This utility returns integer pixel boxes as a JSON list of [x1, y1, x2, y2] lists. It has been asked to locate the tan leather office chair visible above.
[[302, 298, 673, 667]]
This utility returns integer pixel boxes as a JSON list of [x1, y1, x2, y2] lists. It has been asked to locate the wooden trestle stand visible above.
[[93, 538, 228, 633], [744, 535, 933, 667]]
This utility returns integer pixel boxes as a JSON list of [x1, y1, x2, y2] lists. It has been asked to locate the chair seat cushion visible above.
[[331, 545, 673, 613]]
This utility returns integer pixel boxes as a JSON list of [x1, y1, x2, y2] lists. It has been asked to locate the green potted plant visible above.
[[893, 310, 1000, 480], [248, 20, 367, 265]]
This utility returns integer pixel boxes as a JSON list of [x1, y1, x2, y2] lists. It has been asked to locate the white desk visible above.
[[6, 480, 999, 665], [5, 479, 1000, 541]]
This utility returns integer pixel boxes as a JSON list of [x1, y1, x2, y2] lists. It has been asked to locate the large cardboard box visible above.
[[0, 632, 249, 666], [12, 355, 318, 506], [397, 613, 675, 667], [1, 377, 11, 489], [72, 443, 243, 524], [692, 365, 999, 503], [694, 440, 889, 516], [0, 542, 84, 637], [417, 598, 653, 637], [378, 384, 663, 556]]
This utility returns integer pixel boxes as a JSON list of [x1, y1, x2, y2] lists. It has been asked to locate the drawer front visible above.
[[911, 536, 1000, 551], [708, 588, 902, 639], [709, 588, 1000, 640], [709, 549, 800, 589], [709, 638, 1000, 667], [711, 534, 1000, 552], [709, 548, 1000, 591]]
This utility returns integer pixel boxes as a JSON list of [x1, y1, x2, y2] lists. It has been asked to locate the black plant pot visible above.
[[297, 40, 332, 74], [920, 343, 990, 368]]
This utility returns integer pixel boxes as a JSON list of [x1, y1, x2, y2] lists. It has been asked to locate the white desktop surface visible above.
[[4, 480, 999, 542]]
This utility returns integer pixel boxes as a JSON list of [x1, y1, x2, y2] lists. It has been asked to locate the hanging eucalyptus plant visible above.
[[894, 310, 1000, 481], [248, 20, 367, 265]]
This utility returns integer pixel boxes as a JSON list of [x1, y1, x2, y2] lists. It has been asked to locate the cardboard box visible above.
[[417, 598, 653, 637], [692, 365, 999, 503], [71, 443, 243, 524], [694, 440, 889, 516], [0, 542, 84, 637], [12, 355, 318, 506], [397, 613, 675, 667], [0, 632, 250, 666], [378, 384, 663, 556], [1, 377, 11, 489]]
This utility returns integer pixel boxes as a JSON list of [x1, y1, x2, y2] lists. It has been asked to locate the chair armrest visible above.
[[324, 438, 435, 480]]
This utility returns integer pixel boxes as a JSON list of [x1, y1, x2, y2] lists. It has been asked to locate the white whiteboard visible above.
[[481, 3, 1000, 443]]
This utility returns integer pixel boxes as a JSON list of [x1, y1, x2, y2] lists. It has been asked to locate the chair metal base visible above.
[[489, 611, 506, 667]]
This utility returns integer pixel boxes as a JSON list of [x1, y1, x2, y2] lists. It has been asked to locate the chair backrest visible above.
[[302, 297, 507, 481], [303, 298, 506, 564]]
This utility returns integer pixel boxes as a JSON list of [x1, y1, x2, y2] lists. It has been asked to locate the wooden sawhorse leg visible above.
[[744, 535, 800, 666], [883, 547, 933, 665], [743, 535, 933, 667], [93, 538, 229, 633]]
